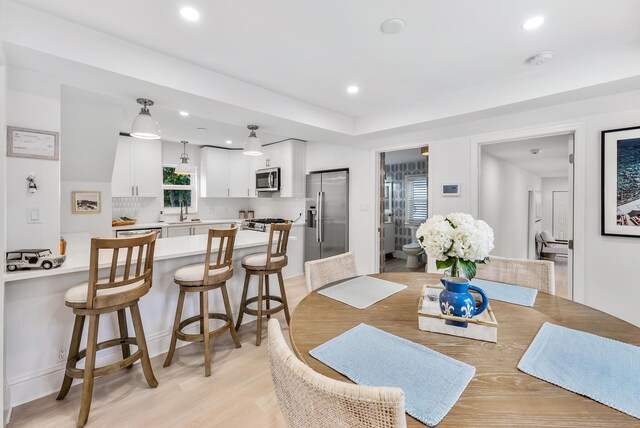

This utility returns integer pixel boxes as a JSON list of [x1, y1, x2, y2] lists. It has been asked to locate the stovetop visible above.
[[241, 218, 287, 232]]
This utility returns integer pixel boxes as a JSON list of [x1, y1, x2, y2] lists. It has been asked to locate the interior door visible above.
[[567, 134, 575, 299], [552, 191, 569, 239], [379, 153, 386, 273]]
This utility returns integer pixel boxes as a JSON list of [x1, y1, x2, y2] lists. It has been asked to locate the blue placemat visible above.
[[309, 323, 475, 426], [470, 278, 538, 307], [518, 322, 640, 419]]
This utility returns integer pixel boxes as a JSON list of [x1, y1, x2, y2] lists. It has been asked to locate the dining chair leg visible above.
[[77, 314, 99, 428], [130, 302, 158, 388], [277, 271, 291, 325], [116, 309, 132, 368], [201, 290, 212, 377], [221, 283, 241, 348], [256, 274, 264, 346], [199, 291, 205, 335], [235, 272, 250, 331], [57, 314, 85, 401], [164, 289, 185, 368], [265, 274, 271, 320]]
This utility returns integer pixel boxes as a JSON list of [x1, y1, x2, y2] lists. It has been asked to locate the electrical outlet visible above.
[[58, 346, 66, 362]]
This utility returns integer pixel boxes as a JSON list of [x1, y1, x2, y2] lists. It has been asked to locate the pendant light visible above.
[[243, 125, 263, 156], [175, 141, 195, 175], [131, 98, 161, 139]]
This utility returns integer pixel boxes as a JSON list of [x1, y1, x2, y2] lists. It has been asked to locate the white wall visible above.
[[480, 153, 542, 259], [0, 63, 9, 423], [6, 89, 60, 253], [361, 88, 640, 327], [541, 177, 569, 233]]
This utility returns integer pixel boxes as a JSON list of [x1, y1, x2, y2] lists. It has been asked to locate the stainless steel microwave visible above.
[[256, 167, 280, 192]]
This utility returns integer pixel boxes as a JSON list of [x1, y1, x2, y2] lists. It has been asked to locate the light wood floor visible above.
[[9, 276, 309, 428]]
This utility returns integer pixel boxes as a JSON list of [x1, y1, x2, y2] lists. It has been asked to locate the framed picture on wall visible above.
[[72, 191, 102, 214], [602, 126, 640, 237], [7, 126, 59, 160]]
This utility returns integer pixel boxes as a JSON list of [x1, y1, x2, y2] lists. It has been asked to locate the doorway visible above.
[[478, 133, 574, 299], [378, 147, 429, 273]]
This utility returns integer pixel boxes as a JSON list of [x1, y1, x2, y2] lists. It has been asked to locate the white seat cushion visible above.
[[174, 263, 232, 282], [242, 253, 285, 267], [64, 277, 146, 304]]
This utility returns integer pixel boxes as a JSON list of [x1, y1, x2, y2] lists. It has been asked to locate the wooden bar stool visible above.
[[57, 232, 158, 428], [236, 221, 292, 346], [163, 224, 240, 377]]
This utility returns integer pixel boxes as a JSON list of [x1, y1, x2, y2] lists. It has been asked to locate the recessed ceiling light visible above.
[[522, 15, 544, 30], [226, 140, 232, 145], [196, 127, 208, 131], [380, 18, 405, 35], [347, 85, 359, 94], [180, 6, 200, 22], [529, 148, 542, 155], [179, 111, 189, 117]]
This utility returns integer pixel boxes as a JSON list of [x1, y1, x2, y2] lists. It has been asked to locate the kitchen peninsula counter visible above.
[[4, 228, 302, 407]]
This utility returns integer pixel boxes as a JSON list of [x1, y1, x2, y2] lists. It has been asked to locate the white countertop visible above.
[[112, 219, 242, 231], [5, 230, 294, 283]]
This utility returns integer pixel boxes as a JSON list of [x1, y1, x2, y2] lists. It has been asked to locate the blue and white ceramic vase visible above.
[[439, 277, 488, 328]]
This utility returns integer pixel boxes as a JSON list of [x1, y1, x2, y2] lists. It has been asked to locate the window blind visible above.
[[405, 175, 427, 225]]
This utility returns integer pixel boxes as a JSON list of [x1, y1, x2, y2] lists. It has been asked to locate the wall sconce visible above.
[[27, 173, 37, 194]]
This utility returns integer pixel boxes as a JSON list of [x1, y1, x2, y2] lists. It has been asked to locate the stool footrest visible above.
[[66, 338, 142, 379], [241, 295, 284, 316], [175, 313, 233, 343]]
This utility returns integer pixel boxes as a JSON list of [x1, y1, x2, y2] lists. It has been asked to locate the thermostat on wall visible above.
[[442, 184, 460, 196]]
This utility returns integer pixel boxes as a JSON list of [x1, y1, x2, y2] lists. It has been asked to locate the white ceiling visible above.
[[481, 134, 570, 177], [9, 0, 640, 120]]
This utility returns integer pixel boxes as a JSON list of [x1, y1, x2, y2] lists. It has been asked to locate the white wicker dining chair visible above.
[[475, 255, 555, 294], [267, 319, 406, 428], [304, 251, 357, 293]]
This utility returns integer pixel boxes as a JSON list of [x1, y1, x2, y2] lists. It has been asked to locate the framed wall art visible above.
[[602, 125, 640, 237], [72, 191, 102, 214], [7, 126, 59, 160]]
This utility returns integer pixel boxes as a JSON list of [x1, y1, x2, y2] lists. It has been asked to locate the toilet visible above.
[[402, 242, 422, 268], [402, 226, 422, 268]]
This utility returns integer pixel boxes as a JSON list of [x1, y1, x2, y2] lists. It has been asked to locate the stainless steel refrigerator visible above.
[[304, 169, 349, 262]]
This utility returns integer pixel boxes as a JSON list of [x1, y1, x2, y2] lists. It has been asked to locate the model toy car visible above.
[[6, 249, 66, 271]]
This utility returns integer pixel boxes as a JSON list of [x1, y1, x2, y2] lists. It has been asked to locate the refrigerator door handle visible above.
[[316, 192, 320, 242], [319, 191, 324, 242]]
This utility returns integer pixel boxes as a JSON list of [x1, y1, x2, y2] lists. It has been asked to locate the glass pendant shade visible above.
[[131, 98, 161, 140], [243, 125, 263, 156], [175, 141, 194, 175]]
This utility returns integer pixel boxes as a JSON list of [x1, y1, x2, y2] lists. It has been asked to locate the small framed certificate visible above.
[[7, 126, 59, 160]]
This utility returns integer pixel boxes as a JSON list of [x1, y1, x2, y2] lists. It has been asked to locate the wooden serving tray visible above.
[[418, 284, 498, 343], [112, 220, 137, 226]]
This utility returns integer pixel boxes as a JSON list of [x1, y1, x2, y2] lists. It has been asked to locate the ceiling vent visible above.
[[526, 51, 554, 65]]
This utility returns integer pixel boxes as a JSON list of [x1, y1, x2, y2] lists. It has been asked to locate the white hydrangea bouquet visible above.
[[416, 213, 494, 279]]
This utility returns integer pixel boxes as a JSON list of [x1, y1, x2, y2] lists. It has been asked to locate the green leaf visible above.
[[459, 259, 477, 279], [436, 258, 455, 270]]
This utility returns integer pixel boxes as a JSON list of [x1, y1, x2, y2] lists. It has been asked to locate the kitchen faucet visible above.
[[179, 199, 188, 222]]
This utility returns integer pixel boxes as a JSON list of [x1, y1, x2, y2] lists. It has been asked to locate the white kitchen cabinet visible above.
[[228, 150, 254, 198], [266, 139, 305, 198], [111, 136, 162, 197], [192, 225, 214, 235], [200, 147, 229, 198]]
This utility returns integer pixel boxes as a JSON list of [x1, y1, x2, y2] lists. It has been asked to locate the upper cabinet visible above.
[[112, 136, 162, 197], [200, 139, 305, 199], [200, 147, 229, 198], [263, 139, 306, 198]]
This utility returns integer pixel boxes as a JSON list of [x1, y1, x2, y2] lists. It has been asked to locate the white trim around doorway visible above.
[[469, 121, 586, 303]]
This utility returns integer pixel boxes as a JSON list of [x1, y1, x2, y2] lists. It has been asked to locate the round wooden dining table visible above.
[[289, 272, 640, 427]]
